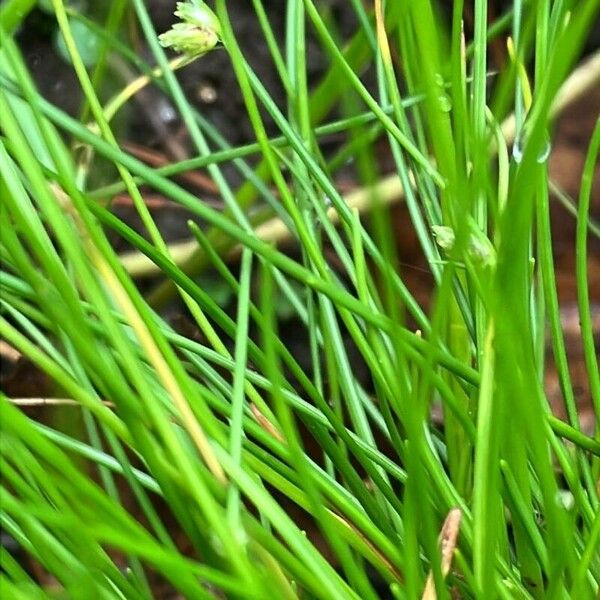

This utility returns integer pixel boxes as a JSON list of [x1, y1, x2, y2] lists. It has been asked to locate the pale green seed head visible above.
[[158, 1, 221, 58], [432, 225, 456, 251], [468, 233, 496, 268]]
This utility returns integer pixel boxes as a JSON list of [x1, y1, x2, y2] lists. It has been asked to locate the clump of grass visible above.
[[1, 1, 599, 598]]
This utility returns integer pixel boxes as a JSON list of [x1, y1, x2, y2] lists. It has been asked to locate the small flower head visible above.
[[432, 225, 455, 251], [468, 234, 496, 268], [158, 1, 221, 58]]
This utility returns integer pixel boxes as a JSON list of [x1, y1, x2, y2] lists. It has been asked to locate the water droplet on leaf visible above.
[[512, 128, 551, 164]]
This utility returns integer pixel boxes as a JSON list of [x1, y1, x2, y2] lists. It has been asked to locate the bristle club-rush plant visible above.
[[1, 1, 599, 599], [158, 1, 221, 57]]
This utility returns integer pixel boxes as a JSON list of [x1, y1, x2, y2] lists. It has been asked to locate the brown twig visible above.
[[421, 508, 462, 600], [121, 141, 220, 195], [8, 397, 115, 408]]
